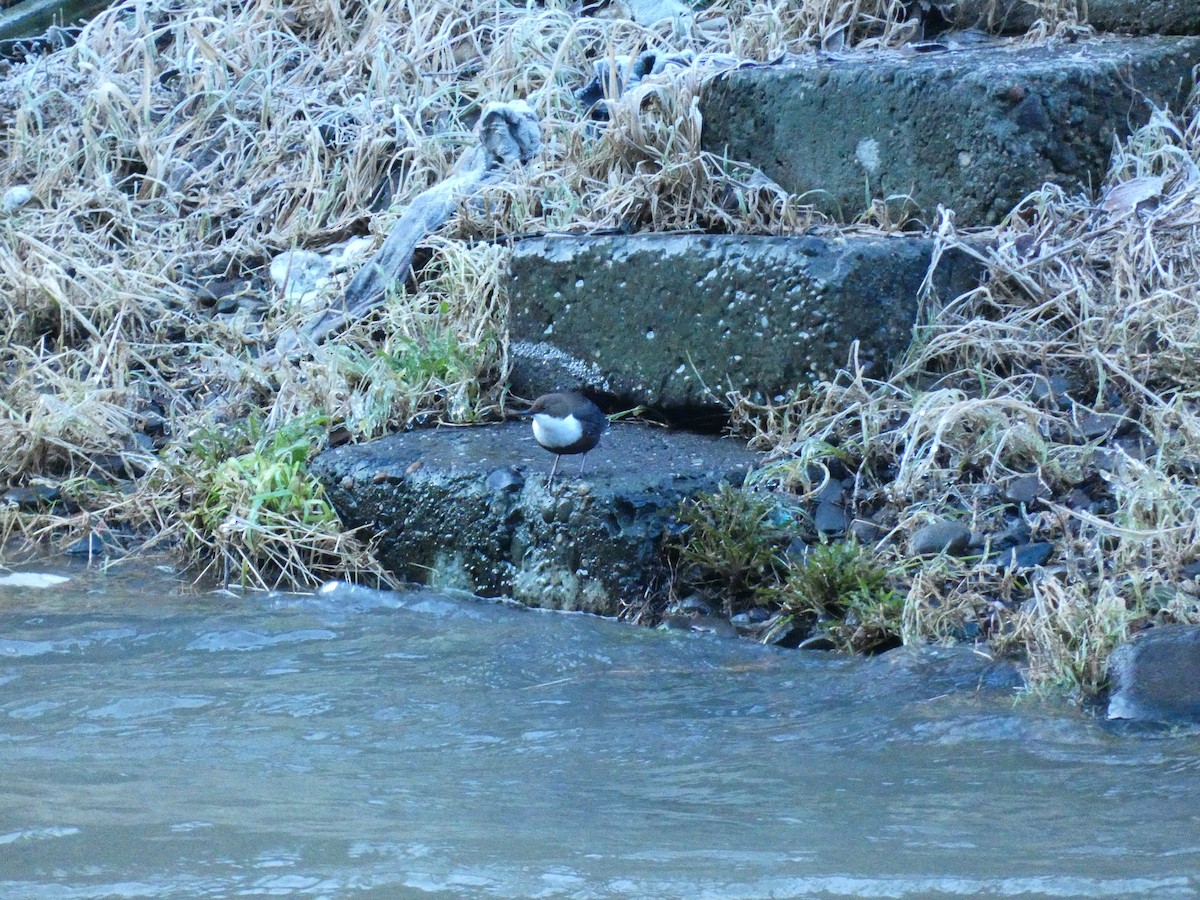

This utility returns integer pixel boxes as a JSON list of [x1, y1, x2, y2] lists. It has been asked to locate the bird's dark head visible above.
[[525, 392, 600, 420], [526, 395, 550, 416]]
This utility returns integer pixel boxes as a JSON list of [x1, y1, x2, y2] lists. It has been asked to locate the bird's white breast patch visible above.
[[532, 413, 584, 449]]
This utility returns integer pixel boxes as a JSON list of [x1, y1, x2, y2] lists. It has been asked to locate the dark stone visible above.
[[909, 519, 972, 557], [485, 467, 524, 492], [796, 633, 838, 651], [813, 499, 850, 536], [761, 615, 808, 648], [676, 594, 715, 616], [812, 479, 847, 505], [65, 532, 123, 557], [730, 607, 771, 634], [988, 542, 1054, 570], [992, 516, 1032, 550], [508, 234, 984, 411], [1108, 625, 1200, 723], [848, 518, 885, 545], [701, 36, 1200, 225], [1030, 374, 1073, 410], [192, 275, 252, 309], [1076, 408, 1133, 441], [3, 483, 60, 510], [1113, 433, 1156, 462], [312, 421, 759, 615], [1000, 473, 1048, 506]]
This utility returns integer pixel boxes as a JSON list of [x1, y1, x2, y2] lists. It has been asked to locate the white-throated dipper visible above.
[[526, 392, 607, 486]]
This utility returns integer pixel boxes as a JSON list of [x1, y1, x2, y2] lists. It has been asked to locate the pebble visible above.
[[910, 519, 972, 557], [1000, 473, 1047, 506], [2, 185, 34, 212], [485, 467, 524, 491]]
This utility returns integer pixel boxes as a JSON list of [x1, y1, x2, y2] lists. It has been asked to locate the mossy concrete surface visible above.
[[949, 0, 1200, 35], [312, 421, 758, 615], [508, 233, 983, 409], [701, 36, 1200, 226]]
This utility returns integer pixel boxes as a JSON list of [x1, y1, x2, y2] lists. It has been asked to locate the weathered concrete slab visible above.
[[313, 421, 758, 615], [508, 233, 982, 409], [701, 36, 1200, 226], [1107, 625, 1200, 724], [949, 0, 1200, 36]]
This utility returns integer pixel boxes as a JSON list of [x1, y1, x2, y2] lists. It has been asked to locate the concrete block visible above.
[[701, 36, 1200, 225], [508, 233, 982, 410]]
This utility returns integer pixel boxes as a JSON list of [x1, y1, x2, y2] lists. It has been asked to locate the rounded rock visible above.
[[909, 519, 972, 557]]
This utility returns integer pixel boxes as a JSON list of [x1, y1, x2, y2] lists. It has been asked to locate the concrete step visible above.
[[701, 36, 1200, 226], [508, 233, 983, 411], [313, 421, 759, 615], [949, 0, 1200, 36]]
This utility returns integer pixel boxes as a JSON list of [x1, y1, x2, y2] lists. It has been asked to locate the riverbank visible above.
[[1, 0, 1199, 700]]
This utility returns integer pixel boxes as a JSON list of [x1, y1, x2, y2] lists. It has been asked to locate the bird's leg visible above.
[[547, 454, 561, 488], [578, 453, 589, 477]]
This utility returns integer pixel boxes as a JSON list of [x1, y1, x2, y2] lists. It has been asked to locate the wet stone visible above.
[[730, 608, 771, 634], [1108, 625, 1200, 724], [796, 634, 838, 652], [685, 615, 740, 639], [909, 520, 972, 557], [312, 421, 759, 615]]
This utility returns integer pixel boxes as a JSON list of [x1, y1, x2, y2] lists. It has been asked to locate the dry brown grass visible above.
[[736, 83, 1200, 696], [0, 0, 927, 586], [0, 0, 1189, 696]]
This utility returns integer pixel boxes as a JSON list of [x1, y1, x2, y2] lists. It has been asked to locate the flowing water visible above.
[[1, 560, 1198, 899]]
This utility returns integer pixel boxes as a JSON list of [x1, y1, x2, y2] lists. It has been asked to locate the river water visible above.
[[1, 560, 1197, 899]]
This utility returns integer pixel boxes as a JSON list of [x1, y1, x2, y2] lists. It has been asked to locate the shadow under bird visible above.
[[524, 392, 608, 486]]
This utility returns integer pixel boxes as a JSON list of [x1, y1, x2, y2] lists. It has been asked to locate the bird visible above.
[[525, 392, 607, 487]]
